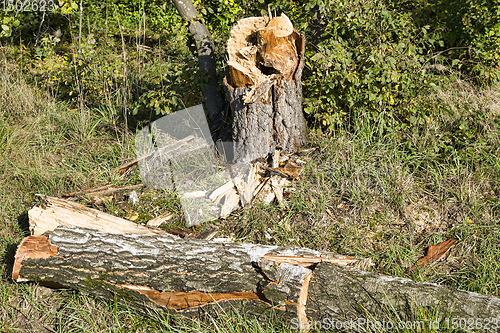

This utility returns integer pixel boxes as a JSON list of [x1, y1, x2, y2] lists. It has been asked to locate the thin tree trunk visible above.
[[173, 0, 225, 124]]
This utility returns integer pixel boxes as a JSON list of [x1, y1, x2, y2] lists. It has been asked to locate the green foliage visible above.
[[0, 15, 20, 37], [196, 0, 244, 38], [386, 0, 500, 82], [0, 0, 77, 41], [4, 0, 499, 158], [278, 0, 442, 134]]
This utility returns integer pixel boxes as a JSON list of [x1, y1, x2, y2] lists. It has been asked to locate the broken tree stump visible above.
[[224, 14, 307, 163], [13, 225, 500, 329]]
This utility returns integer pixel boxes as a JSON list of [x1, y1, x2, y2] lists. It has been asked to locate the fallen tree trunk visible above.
[[13, 225, 500, 329], [13, 226, 356, 323], [306, 263, 500, 329]]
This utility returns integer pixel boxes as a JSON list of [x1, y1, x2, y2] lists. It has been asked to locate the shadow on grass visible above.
[[0, 212, 30, 282], [17, 211, 30, 237]]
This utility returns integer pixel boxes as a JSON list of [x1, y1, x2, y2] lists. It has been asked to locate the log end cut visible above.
[[12, 235, 58, 281]]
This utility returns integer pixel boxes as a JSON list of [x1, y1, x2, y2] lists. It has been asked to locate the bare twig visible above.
[[112, 135, 196, 173], [63, 184, 144, 198], [34, 11, 46, 47]]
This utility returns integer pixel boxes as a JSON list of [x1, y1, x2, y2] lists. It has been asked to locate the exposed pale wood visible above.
[[257, 14, 298, 81], [219, 187, 241, 218], [226, 17, 269, 88], [297, 147, 318, 155], [146, 214, 173, 227], [272, 149, 280, 168], [29, 195, 173, 237], [269, 175, 290, 205], [232, 164, 259, 206], [109, 284, 264, 311], [12, 235, 58, 281], [263, 255, 359, 268], [252, 178, 275, 204], [224, 15, 307, 163]]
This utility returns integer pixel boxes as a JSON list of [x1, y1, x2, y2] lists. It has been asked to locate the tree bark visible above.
[[13, 226, 500, 329], [171, 3, 307, 161], [306, 263, 500, 329], [173, 0, 225, 124], [12, 226, 354, 323]]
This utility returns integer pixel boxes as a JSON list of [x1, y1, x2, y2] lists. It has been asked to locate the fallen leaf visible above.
[[406, 238, 458, 273], [281, 161, 302, 178], [124, 209, 139, 221]]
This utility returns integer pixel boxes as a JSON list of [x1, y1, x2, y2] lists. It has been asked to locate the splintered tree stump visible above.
[[13, 225, 500, 329], [224, 14, 307, 163]]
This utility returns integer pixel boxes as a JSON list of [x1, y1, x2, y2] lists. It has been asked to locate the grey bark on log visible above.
[[13, 226, 353, 323], [13, 226, 500, 330], [306, 263, 500, 329]]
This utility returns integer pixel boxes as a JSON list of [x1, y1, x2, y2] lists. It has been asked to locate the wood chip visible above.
[[146, 214, 173, 227], [253, 178, 275, 204], [263, 255, 359, 268], [233, 164, 259, 206], [267, 13, 293, 38], [281, 160, 302, 179], [297, 147, 318, 155], [270, 175, 290, 205], [220, 187, 241, 218], [209, 180, 236, 203]]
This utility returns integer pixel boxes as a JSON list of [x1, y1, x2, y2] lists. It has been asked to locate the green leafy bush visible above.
[[386, 0, 500, 82], [274, 0, 443, 134]]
